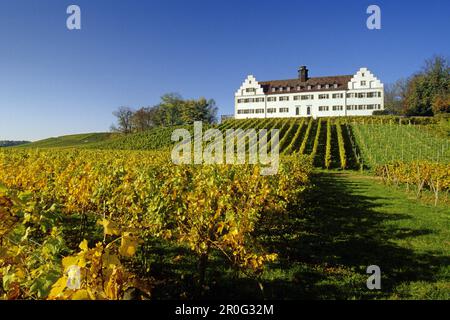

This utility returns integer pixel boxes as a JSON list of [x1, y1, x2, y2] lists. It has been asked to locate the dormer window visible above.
[[279, 87, 283, 92], [307, 85, 311, 90], [297, 86, 301, 90], [287, 87, 291, 92], [325, 84, 329, 89], [272, 87, 276, 92], [334, 84, 338, 89], [317, 84, 322, 89]]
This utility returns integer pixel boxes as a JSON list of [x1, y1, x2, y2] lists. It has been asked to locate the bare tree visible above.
[[111, 106, 134, 134], [384, 79, 408, 115]]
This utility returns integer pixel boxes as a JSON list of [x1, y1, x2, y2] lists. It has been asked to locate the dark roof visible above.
[[259, 75, 353, 95]]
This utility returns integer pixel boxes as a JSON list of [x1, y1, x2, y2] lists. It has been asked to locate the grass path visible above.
[[253, 170, 450, 300]]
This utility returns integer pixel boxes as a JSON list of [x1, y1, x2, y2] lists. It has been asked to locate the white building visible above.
[[234, 66, 384, 119]]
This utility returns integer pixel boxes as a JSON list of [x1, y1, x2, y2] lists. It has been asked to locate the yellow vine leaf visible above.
[[119, 233, 139, 257], [105, 267, 123, 300], [71, 289, 91, 300], [79, 239, 89, 252], [62, 256, 79, 271], [48, 276, 68, 299], [97, 218, 121, 236]]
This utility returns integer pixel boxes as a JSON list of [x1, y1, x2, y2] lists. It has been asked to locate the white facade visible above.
[[234, 67, 384, 119]]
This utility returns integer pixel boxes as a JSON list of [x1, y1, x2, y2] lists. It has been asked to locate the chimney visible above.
[[298, 66, 308, 82]]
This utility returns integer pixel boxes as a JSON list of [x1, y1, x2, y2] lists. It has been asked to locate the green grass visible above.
[[17, 133, 116, 149], [247, 171, 448, 300], [15, 126, 193, 151]]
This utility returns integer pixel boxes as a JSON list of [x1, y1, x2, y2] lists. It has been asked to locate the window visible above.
[[267, 97, 276, 102], [267, 108, 276, 113], [286, 87, 291, 92], [307, 85, 312, 90], [301, 95, 314, 100], [317, 84, 322, 89], [325, 84, 329, 89], [279, 87, 283, 92], [296, 107, 299, 115], [255, 97, 265, 102], [318, 94, 329, 99], [361, 81, 366, 86], [237, 109, 255, 114], [279, 96, 289, 101], [294, 95, 301, 101], [333, 84, 338, 89], [255, 108, 264, 114], [296, 86, 301, 90], [246, 88, 255, 93], [279, 107, 289, 113], [318, 106, 329, 112], [332, 93, 343, 99], [332, 105, 343, 111], [361, 73, 365, 77], [358, 92, 366, 98], [237, 99, 243, 103], [272, 88, 276, 92]]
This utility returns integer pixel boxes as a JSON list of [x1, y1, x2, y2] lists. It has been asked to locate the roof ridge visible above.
[[259, 75, 353, 83]]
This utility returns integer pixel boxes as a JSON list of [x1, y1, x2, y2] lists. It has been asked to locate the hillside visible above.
[[87, 125, 194, 150], [16, 133, 117, 149], [16, 117, 449, 170], [0, 140, 30, 147], [16, 126, 192, 151]]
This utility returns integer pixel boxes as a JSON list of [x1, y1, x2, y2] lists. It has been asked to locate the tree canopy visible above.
[[404, 55, 450, 116], [111, 94, 218, 134]]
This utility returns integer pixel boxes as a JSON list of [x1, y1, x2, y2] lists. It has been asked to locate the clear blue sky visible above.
[[0, 0, 449, 141]]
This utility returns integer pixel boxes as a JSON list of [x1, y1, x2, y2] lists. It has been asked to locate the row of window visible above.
[[318, 106, 344, 111], [237, 108, 265, 114], [268, 107, 289, 113], [237, 91, 381, 103], [236, 104, 382, 115], [237, 97, 265, 103], [347, 104, 382, 110], [237, 107, 290, 115], [347, 92, 381, 98], [270, 83, 340, 92]]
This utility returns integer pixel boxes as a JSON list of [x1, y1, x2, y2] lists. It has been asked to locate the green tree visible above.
[[181, 98, 217, 124], [405, 55, 450, 116]]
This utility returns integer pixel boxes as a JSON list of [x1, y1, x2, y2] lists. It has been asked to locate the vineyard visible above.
[[1, 116, 449, 300], [218, 117, 449, 169], [0, 149, 312, 299]]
